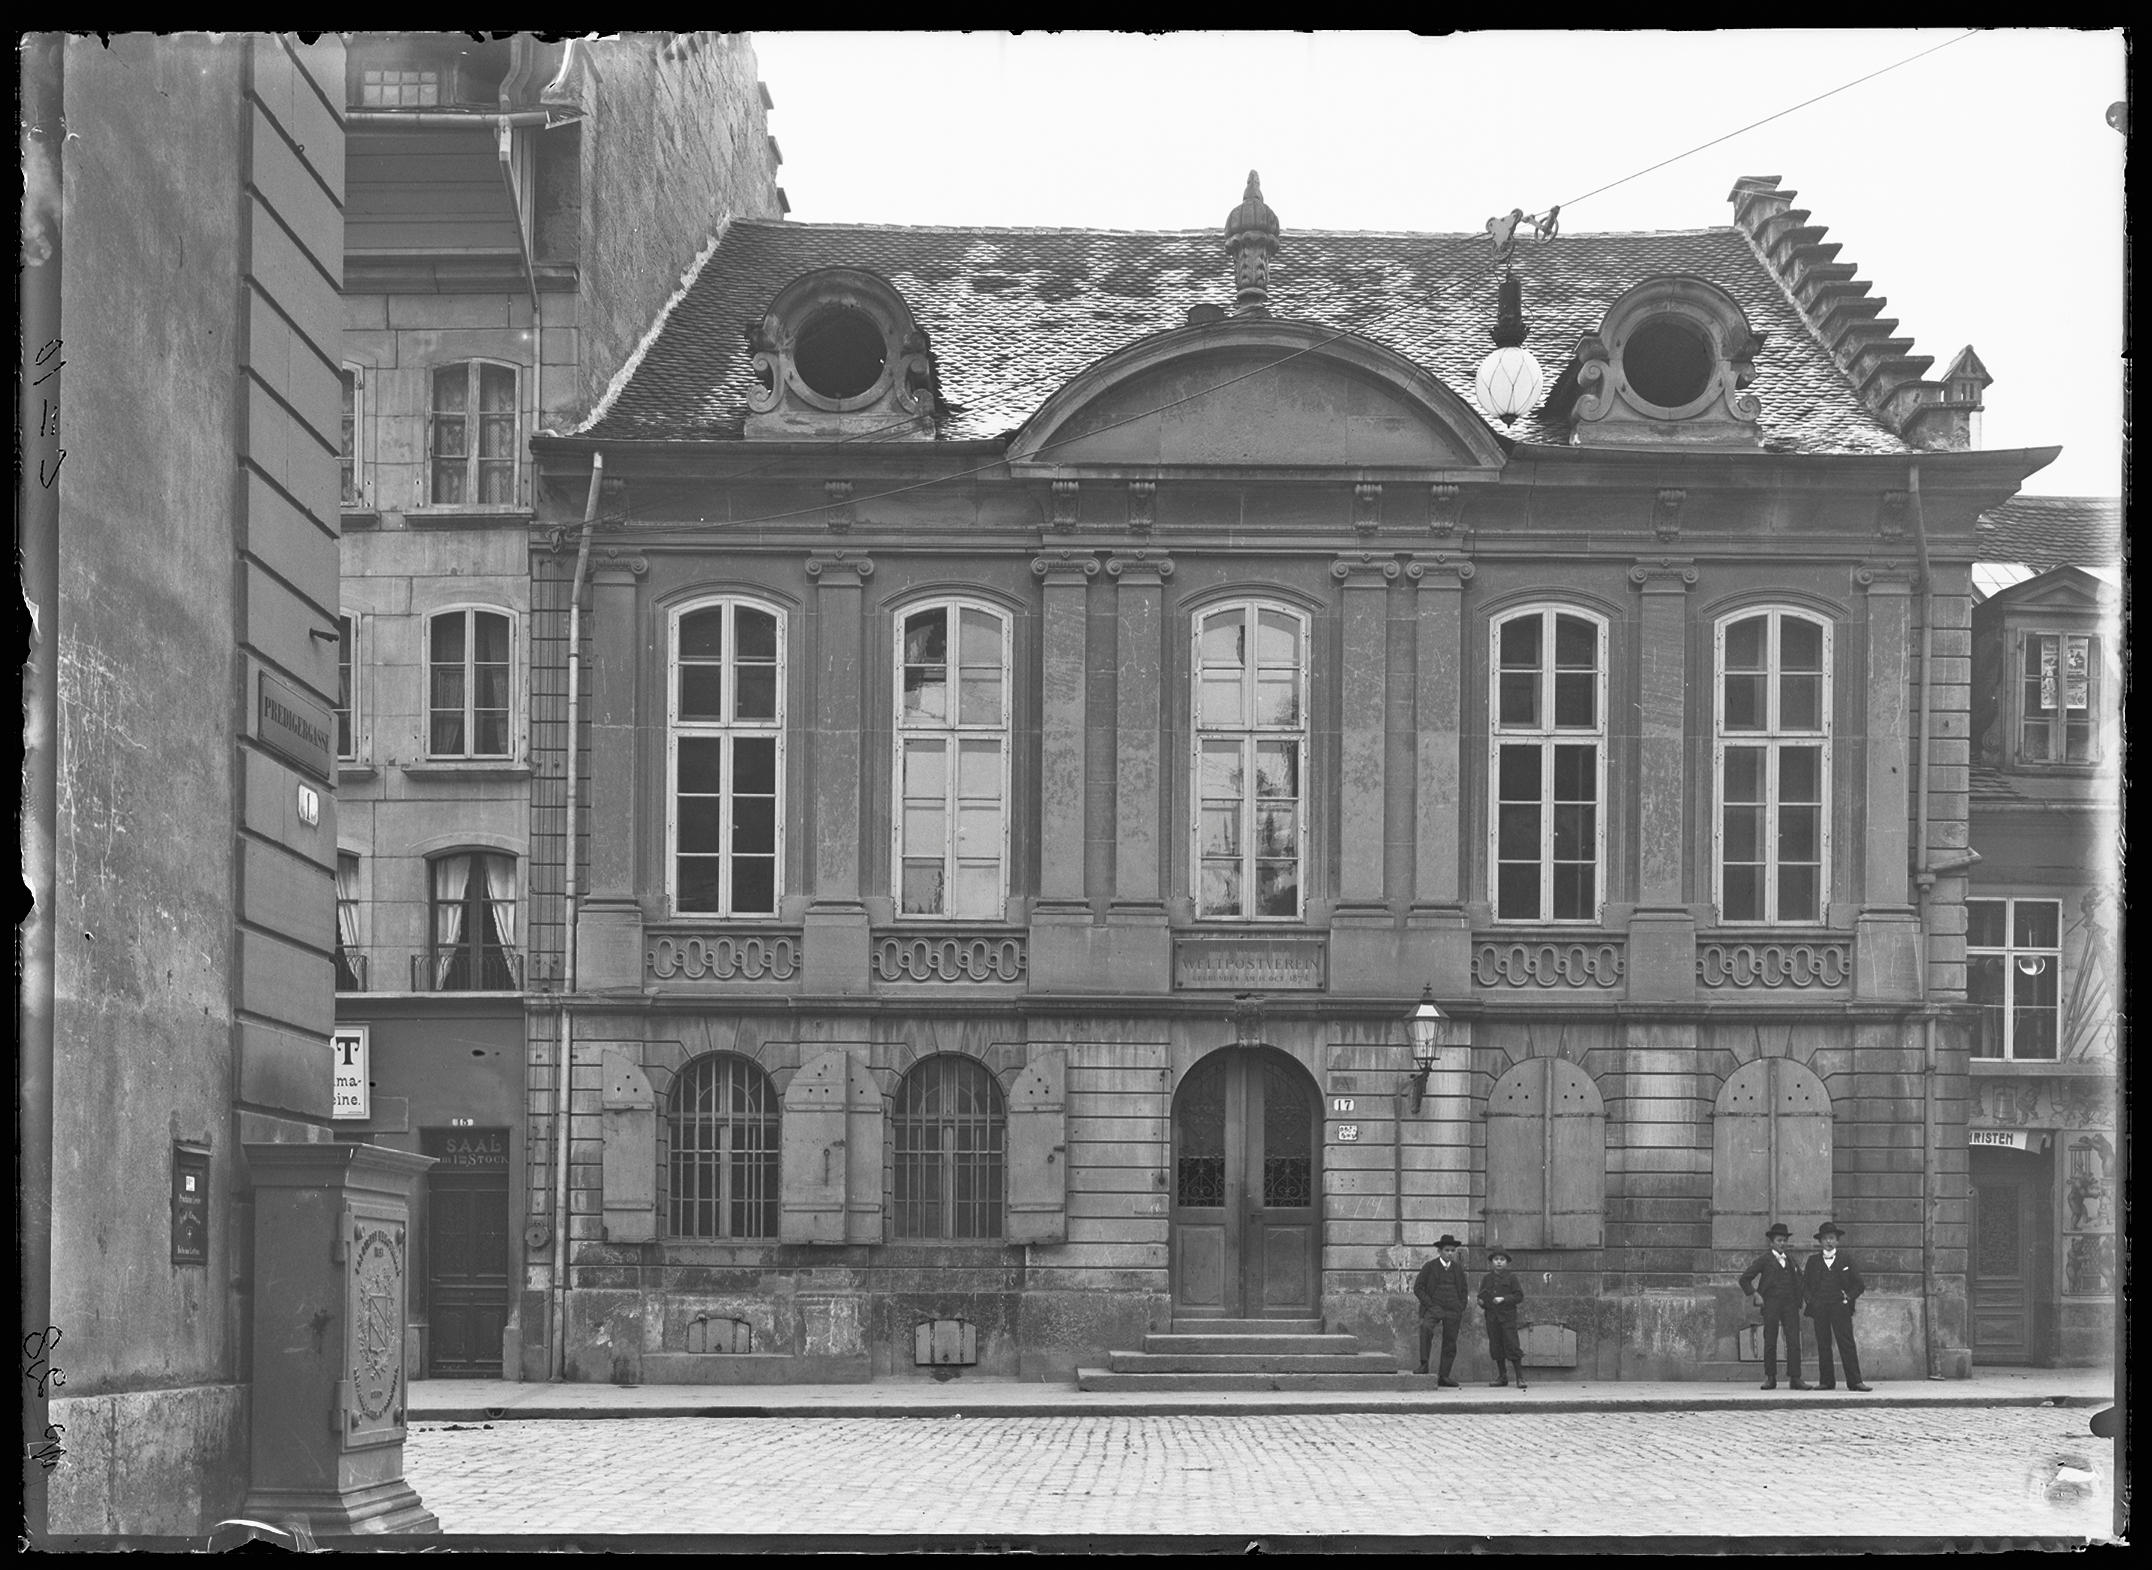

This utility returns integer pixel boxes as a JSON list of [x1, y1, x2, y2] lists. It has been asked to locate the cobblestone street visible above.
[[404, 1406, 2116, 1543]]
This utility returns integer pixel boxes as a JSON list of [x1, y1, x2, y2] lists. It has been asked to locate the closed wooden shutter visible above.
[[1485, 1057, 1605, 1249], [1005, 1048, 1067, 1244], [599, 1049, 657, 1244], [780, 1047, 886, 1244], [1711, 1057, 1833, 1248]]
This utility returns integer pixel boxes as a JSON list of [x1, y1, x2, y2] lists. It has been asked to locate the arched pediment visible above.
[[1008, 319, 1508, 472]]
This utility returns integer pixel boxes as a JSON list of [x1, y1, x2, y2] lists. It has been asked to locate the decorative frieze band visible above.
[[1695, 940, 1850, 989], [648, 931, 802, 983], [1473, 938, 1627, 989], [873, 932, 1028, 984]]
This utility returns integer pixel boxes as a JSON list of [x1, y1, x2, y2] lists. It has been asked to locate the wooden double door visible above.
[[1968, 1145, 2054, 1366], [1170, 1047, 1321, 1319], [424, 1128, 511, 1377]]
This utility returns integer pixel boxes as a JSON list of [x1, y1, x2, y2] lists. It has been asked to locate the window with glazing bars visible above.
[[671, 599, 783, 916], [893, 1056, 1005, 1240], [338, 366, 364, 508], [335, 613, 358, 760], [1716, 609, 1830, 924], [1490, 608, 1606, 921], [429, 362, 517, 506], [667, 1054, 780, 1238], [428, 608, 512, 757], [1967, 898, 2061, 1059], [895, 601, 1009, 918], [1194, 603, 1307, 919], [2018, 633, 2099, 764]]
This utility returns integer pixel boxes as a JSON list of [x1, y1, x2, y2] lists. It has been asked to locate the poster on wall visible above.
[[332, 1024, 370, 1120], [2060, 1131, 2114, 1296]]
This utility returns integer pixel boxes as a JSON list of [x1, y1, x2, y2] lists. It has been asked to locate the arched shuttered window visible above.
[[1485, 1057, 1605, 1249], [1710, 1057, 1833, 1248]]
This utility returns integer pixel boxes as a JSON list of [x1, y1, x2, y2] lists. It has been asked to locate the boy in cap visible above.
[[1802, 1223, 1872, 1391], [1737, 1222, 1809, 1390], [1477, 1247, 1527, 1389], [1412, 1234, 1469, 1386]]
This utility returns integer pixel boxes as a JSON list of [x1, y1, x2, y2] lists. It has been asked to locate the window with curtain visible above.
[[429, 851, 517, 990], [893, 1055, 1005, 1241], [334, 851, 365, 991], [1715, 608, 1831, 924], [1967, 898, 2061, 1059], [429, 361, 518, 506], [428, 608, 513, 758], [1193, 602, 1307, 920], [670, 598, 783, 917], [1489, 607, 1606, 922], [895, 600, 1010, 919], [667, 1054, 780, 1239]]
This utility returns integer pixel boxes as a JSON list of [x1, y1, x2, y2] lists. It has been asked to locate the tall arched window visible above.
[[1489, 607, 1607, 922], [1193, 601, 1308, 920], [667, 1054, 780, 1239], [1715, 608, 1831, 923], [893, 1056, 1005, 1240], [669, 598, 784, 917], [894, 600, 1010, 919]]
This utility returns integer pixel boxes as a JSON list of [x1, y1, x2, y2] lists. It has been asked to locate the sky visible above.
[[753, 29, 2126, 496]]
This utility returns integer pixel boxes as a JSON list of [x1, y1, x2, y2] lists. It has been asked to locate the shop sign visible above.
[[423, 1127, 509, 1168], [1969, 1128, 2029, 1150], [258, 671, 334, 781], [332, 1025, 369, 1119]]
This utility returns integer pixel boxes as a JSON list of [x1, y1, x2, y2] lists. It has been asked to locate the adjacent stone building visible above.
[[503, 170, 2106, 1386], [329, 31, 785, 1380]]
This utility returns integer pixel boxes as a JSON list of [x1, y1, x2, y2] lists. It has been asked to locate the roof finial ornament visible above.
[[1224, 170, 1281, 318]]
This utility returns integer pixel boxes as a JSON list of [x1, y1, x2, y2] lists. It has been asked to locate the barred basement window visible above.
[[894, 1056, 1005, 1241], [1967, 898, 2061, 1060], [668, 1054, 779, 1239]]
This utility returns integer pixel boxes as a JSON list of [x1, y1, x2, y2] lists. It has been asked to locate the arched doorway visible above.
[[1170, 1046, 1320, 1319]]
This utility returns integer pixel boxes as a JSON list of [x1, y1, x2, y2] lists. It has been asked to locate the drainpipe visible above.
[[1908, 462, 1941, 1379], [549, 452, 603, 1380]]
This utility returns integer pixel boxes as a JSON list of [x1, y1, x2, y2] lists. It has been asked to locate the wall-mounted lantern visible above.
[[1406, 984, 1447, 1113]]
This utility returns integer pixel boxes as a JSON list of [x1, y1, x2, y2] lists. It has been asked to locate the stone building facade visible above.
[[514, 173, 2096, 1385], [329, 31, 784, 1380]]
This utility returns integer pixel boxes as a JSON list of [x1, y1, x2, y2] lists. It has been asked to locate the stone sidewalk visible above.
[[411, 1363, 2113, 1421]]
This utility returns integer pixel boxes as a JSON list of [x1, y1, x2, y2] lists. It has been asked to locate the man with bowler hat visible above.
[[1738, 1222, 1809, 1390], [1413, 1234, 1469, 1386], [1478, 1247, 1527, 1388], [1802, 1222, 1872, 1390]]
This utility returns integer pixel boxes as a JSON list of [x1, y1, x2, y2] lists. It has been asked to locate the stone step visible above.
[[1076, 1370, 1435, 1393], [1166, 1319, 1325, 1336], [1109, 1351, 1401, 1375], [1141, 1333, 1365, 1357]]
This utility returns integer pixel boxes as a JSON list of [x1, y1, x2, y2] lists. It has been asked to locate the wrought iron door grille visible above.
[[668, 1055, 779, 1239], [894, 1057, 1005, 1239]]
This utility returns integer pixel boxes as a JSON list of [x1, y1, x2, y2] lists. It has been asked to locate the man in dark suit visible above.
[[1738, 1221, 1809, 1390], [1802, 1222, 1872, 1391], [1413, 1234, 1469, 1387]]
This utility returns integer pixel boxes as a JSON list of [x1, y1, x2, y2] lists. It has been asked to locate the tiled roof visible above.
[[578, 221, 1913, 454], [1973, 496, 2124, 570]]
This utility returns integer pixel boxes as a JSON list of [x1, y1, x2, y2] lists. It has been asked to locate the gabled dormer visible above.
[[1971, 566, 2121, 775]]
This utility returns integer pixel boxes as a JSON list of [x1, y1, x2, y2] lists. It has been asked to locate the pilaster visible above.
[[802, 551, 874, 992], [576, 551, 647, 989], [1855, 561, 1921, 999], [1330, 553, 1403, 994], [1627, 557, 1699, 1001], [1029, 551, 1106, 990], [1102, 551, 1173, 992], [1404, 553, 1473, 998]]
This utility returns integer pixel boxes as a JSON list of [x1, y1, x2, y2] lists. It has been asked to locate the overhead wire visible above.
[[572, 29, 1989, 541]]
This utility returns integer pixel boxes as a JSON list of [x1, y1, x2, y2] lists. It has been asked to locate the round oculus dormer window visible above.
[[1621, 316, 1715, 411], [793, 306, 888, 401]]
